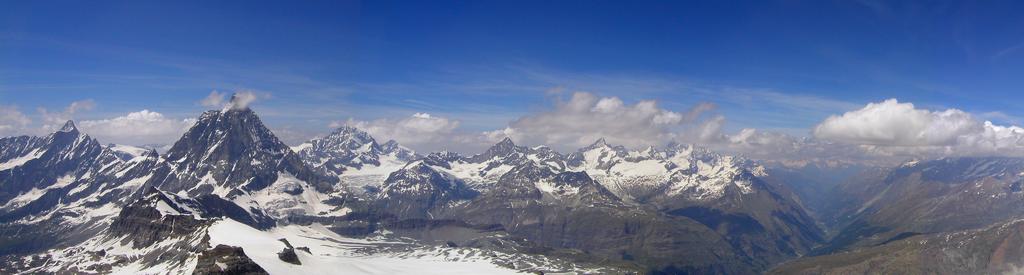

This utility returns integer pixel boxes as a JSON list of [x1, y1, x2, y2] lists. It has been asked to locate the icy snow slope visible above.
[[208, 219, 524, 275]]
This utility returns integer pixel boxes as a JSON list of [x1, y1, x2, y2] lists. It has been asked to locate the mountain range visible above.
[[4, 97, 1024, 274]]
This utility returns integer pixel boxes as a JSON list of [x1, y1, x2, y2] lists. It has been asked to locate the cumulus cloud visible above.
[[79, 110, 195, 145], [38, 99, 96, 127], [340, 113, 464, 152], [814, 99, 981, 146], [0, 105, 31, 136], [812, 99, 1024, 158], [488, 92, 714, 150]]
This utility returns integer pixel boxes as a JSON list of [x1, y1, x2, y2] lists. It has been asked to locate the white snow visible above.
[[207, 219, 524, 275], [291, 142, 313, 153], [534, 180, 580, 196], [0, 148, 43, 171], [1, 174, 78, 211], [109, 144, 150, 159], [234, 172, 349, 219], [608, 159, 669, 177], [154, 200, 182, 216], [1, 188, 48, 210], [343, 154, 407, 177]]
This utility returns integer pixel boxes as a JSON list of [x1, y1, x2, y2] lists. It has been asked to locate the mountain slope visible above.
[[146, 106, 336, 197], [566, 140, 823, 265], [772, 218, 1024, 274], [819, 157, 1024, 253], [0, 121, 157, 255]]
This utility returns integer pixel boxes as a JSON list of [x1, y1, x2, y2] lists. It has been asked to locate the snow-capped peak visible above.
[[293, 126, 418, 191], [154, 106, 335, 197], [58, 120, 78, 133], [489, 137, 521, 155], [589, 137, 610, 148]]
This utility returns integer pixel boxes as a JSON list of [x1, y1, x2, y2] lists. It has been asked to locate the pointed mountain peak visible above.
[[582, 138, 612, 150], [226, 93, 249, 110], [222, 92, 258, 112], [167, 102, 287, 164], [497, 137, 516, 147], [324, 125, 378, 149], [471, 137, 524, 162], [380, 139, 416, 156], [641, 145, 656, 154], [161, 103, 336, 194], [332, 125, 372, 138], [59, 120, 79, 133], [488, 137, 521, 153], [144, 149, 160, 159]]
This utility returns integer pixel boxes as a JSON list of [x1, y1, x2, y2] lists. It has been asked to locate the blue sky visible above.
[[4, 1, 1024, 156]]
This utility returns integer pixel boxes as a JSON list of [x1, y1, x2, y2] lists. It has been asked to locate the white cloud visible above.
[[38, 99, 96, 127], [813, 99, 981, 146], [79, 110, 195, 145], [811, 98, 1024, 158], [340, 113, 464, 152], [199, 90, 269, 110], [490, 92, 714, 150], [0, 105, 31, 136], [228, 91, 262, 110], [200, 90, 226, 107]]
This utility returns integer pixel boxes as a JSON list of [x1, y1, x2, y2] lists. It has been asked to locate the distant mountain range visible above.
[[4, 97, 1024, 274]]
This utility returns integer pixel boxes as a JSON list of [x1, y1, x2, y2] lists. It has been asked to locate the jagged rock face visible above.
[[0, 121, 165, 255], [467, 137, 524, 163], [772, 218, 1024, 275], [821, 157, 1024, 253], [276, 239, 301, 265], [194, 245, 268, 275], [0, 136, 46, 164], [10, 188, 215, 274], [0, 121, 116, 208], [295, 126, 417, 180], [566, 138, 628, 170], [466, 138, 569, 174], [109, 190, 212, 248], [375, 161, 477, 219], [148, 108, 335, 197]]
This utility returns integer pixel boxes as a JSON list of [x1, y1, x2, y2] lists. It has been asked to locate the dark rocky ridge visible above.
[[0, 121, 158, 256], [194, 245, 268, 275], [145, 106, 336, 197]]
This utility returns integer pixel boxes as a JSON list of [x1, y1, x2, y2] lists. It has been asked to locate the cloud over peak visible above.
[[199, 90, 268, 110]]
